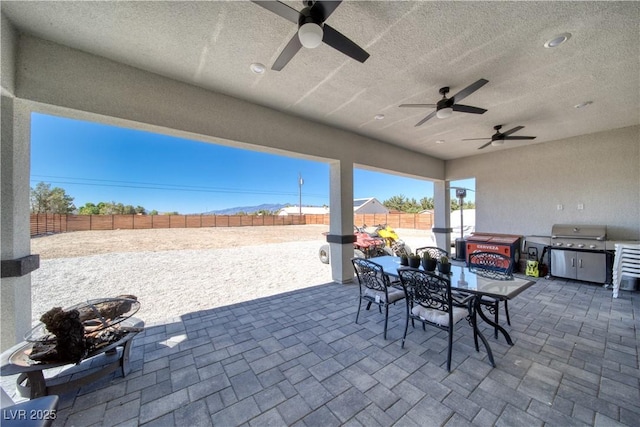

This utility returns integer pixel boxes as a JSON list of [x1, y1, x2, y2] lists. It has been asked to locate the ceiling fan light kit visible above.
[[463, 125, 537, 150], [252, 0, 370, 71], [399, 78, 489, 126], [298, 22, 323, 48], [436, 107, 453, 119]]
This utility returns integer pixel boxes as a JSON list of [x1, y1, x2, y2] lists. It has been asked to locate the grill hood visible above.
[[551, 224, 607, 241]]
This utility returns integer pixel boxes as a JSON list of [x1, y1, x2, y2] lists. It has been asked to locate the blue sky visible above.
[[30, 113, 474, 214]]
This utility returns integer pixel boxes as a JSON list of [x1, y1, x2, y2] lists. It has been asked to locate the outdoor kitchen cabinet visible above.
[[550, 249, 607, 283]]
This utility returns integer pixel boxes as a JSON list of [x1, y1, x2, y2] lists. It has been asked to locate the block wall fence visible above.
[[30, 213, 434, 237]]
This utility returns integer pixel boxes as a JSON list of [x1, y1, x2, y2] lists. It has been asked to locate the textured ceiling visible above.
[[2, 1, 639, 160]]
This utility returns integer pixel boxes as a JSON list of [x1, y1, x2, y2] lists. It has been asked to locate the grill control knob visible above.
[[578, 244, 585, 248], [555, 242, 563, 246], [589, 244, 597, 249], [566, 243, 574, 247]]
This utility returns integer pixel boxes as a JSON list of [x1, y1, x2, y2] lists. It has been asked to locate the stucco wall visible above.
[[15, 34, 444, 183], [446, 125, 640, 240], [1, 14, 16, 96]]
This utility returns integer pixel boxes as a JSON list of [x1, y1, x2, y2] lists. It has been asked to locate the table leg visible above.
[[475, 297, 514, 345], [469, 298, 495, 368]]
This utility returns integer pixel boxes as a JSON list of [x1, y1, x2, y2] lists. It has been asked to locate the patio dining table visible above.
[[372, 255, 535, 353]]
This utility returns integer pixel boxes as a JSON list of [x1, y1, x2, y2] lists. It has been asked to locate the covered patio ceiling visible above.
[[2, 1, 639, 160]]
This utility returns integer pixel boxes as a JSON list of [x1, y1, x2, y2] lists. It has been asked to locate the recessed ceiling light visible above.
[[574, 101, 593, 109], [374, 114, 385, 120], [250, 63, 266, 74], [436, 140, 445, 144], [544, 33, 571, 48]]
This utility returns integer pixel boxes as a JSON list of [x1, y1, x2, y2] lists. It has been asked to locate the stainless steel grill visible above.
[[549, 224, 612, 284]]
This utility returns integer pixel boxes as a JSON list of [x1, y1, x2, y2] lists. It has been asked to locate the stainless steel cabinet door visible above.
[[577, 252, 607, 283], [550, 249, 576, 279]]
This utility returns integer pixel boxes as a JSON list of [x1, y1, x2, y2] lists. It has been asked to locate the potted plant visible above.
[[438, 256, 451, 274], [400, 254, 409, 266], [408, 253, 421, 268], [422, 251, 437, 271]]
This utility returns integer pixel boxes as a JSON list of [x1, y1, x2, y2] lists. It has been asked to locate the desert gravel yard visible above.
[[30, 225, 434, 327]]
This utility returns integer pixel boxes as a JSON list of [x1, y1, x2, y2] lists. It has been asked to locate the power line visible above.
[[30, 174, 328, 199]]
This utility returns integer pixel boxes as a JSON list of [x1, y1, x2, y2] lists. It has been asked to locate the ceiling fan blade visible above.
[[312, 1, 342, 20], [478, 141, 493, 150], [462, 137, 491, 141], [503, 136, 536, 140], [251, 1, 299, 24], [322, 24, 370, 63], [415, 111, 437, 126], [399, 104, 437, 108], [501, 126, 524, 137], [451, 78, 489, 103], [272, 35, 303, 71], [452, 104, 487, 114]]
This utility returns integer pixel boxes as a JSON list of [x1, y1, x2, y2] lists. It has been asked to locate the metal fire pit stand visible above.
[[1, 317, 143, 399]]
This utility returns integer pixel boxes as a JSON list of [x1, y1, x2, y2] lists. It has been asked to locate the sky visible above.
[[30, 113, 475, 214]]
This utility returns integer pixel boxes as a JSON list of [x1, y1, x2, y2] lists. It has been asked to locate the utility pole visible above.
[[298, 173, 304, 217]]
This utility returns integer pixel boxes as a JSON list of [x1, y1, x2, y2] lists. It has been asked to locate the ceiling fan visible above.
[[399, 79, 489, 126], [463, 125, 537, 149], [252, 1, 370, 71]]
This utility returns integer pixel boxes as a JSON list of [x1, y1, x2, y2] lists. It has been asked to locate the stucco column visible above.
[[328, 160, 355, 284], [432, 180, 451, 250], [1, 96, 35, 351]]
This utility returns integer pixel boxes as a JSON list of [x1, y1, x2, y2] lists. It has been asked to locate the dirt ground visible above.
[[31, 225, 435, 259], [31, 225, 331, 259]]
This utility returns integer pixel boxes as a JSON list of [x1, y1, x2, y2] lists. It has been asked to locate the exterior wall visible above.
[[1, 14, 16, 96], [446, 125, 640, 240], [16, 35, 445, 183], [354, 198, 389, 215]]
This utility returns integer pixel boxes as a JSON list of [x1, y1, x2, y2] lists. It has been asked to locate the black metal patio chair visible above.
[[352, 257, 405, 340], [468, 251, 515, 339], [398, 267, 483, 371], [415, 246, 449, 260]]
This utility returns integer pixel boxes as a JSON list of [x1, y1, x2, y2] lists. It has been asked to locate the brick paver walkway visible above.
[[3, 276, 639, 426]]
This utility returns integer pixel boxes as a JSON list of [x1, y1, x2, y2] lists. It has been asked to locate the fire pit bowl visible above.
[[24, 296, 141, 364], [1, 296, 143, 399]]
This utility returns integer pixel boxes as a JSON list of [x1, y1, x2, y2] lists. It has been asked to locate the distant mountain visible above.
[[202, 203, 289, 215]]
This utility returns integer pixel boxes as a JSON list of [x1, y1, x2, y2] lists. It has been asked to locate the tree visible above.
[[420, 197, 434, 210], [30, 182, 75, 214], [78, 202, 100, 215], [383, 193, 474, 213], [382, 195, 422, 213]]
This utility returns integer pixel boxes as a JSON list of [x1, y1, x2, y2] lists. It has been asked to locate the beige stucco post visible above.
[[1, 96, 36, 351], [328, 160, 355, 284], [433, 180, 452, 250]]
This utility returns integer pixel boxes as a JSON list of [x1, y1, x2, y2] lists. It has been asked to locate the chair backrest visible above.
[[415, 246, 449, 260], [398, 267, 452, 314], [468, 251, 514, 280], [351, 257, 392, 294]]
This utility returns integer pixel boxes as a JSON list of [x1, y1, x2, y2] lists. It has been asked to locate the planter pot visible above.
[[422, 258, 437, 272], [438, 262, 451, 275], [408, 257, 421, 268]]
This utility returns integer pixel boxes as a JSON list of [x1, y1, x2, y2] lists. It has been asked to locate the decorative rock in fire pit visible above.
[[1, 295, 144, 399], [26, 295, 141, 364]]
